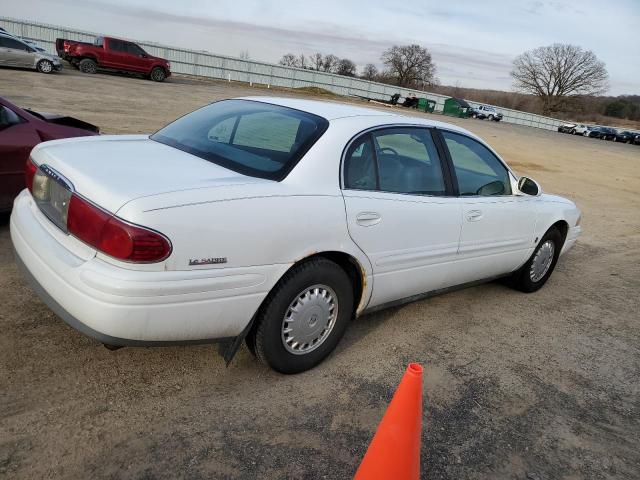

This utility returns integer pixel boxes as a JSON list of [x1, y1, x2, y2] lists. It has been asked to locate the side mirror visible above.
[[517, 176, 541, 196]]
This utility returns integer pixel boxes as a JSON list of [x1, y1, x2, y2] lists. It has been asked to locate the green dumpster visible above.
[[417, 98, 436, 113], [443, 97, 471, 118]]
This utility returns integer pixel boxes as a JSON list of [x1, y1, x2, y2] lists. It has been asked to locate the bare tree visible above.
[[336, 58, 356, 77], [238, 50, 250, 60], [511, 43, 609, 114], [310, 53, 325, 71], [361, 63, 379, 81], [381, 44, 436, 87], [279, 53, 298, 67], [297, 53, 307, 69], [322, 54, 339, 73]]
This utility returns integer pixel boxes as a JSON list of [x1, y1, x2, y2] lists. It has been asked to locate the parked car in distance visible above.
[[573, 124, 592, 135], [557, 123, 576, 133], [0, 96, 98, 212], [471, 105, 503, 121], [588, 126, 617, 140], [613, 130, 637, 143], [56, 36, 171, 82], [11, 97, 581, 373], [0, 32, 62, 74]]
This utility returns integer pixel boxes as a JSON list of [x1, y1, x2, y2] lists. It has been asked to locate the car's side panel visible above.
[[116, 192, 375, 310]]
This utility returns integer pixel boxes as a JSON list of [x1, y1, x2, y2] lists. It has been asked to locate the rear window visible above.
[[151, 100, 329, 181]]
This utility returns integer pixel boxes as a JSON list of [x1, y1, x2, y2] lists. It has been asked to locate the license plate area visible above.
[[32, 165, 73, 233]]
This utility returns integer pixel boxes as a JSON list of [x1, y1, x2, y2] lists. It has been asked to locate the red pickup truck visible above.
[[56, 36, 171, 82]]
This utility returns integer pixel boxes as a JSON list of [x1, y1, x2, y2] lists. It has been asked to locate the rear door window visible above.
[[343, 127, 447, 196], [372, 128, 446, 195]]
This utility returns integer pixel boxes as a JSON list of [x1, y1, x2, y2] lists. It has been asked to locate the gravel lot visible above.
[[1, 67, 639, 480]]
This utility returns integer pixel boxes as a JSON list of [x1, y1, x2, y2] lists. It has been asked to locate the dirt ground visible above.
[[1, 67, 639, 480]]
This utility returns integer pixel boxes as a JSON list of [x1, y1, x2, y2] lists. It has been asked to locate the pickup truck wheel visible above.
[[511, 227, 562, 293], [150, 67, 166, 82], [488, 114, 495, 121], [78, 58, 97, 74], [36, 59, 54, 74], [249, 257, 354, 374]]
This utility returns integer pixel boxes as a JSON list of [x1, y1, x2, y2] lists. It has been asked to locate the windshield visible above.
[[151, 99, 329, 181]]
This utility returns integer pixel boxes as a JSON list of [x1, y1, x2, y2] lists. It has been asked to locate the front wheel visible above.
[[247, 258, 354, 374], [150, 67, 166, 82], [36, 59, 54, 74], [511, 227, 563, 293], [488, 114, 494, 121]]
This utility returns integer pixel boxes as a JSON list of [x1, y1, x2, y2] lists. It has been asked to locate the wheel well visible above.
[[311, 252, 365, 315], [550, 220, 568, 244]]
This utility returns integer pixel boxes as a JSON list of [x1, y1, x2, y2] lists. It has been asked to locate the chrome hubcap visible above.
[[281, 284, 338, 355], [41, 62, 52, 72], [530, 240, 555, 282]]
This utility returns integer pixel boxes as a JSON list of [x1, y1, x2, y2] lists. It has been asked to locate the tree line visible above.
[[278, 44, 439, 89]]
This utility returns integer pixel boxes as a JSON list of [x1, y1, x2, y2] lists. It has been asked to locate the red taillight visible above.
[[25, 158, 37, 193], [67, 194, 171, 263]]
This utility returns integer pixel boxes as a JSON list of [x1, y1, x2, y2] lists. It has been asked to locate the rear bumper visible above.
[[10, 190, 288, 345]]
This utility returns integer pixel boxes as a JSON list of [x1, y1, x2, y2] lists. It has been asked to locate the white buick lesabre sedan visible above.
[[11, 97, 581, 373]]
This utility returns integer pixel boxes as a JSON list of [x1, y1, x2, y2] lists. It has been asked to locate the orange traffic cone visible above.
[[354, 363, 423, 480]]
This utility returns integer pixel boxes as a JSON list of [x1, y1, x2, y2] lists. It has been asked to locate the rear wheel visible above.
[[36, 59, 54, 74], [150, 67, 166, 82], [488, 114, 494, 121], [78, 58, 97, 74], [247, 257, 354, 374], [511, 227, 563, 293]]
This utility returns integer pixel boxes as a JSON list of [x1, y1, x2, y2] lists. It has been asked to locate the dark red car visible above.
[[0, 97, 98, 212], [56, 36, 171, 82]]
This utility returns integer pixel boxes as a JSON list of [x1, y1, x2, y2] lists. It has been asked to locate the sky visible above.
[[1, 0, 639, 95]]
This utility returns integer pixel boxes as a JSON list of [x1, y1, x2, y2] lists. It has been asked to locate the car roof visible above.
[[239, 96, 399, 120], [237, 96, 478, 138]]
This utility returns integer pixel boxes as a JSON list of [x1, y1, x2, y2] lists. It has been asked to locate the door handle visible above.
[[356, 212, 382, 227], [466, 210, 483, 222]]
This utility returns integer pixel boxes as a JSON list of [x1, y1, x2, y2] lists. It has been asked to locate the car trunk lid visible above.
[[30, 135, 267, 214]]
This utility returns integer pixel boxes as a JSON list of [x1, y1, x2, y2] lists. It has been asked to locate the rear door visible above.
[[0, 105, 40, 210], [103, 38, 125, 69], [438, 129, 538, 285], [342, 127, 462, 309]]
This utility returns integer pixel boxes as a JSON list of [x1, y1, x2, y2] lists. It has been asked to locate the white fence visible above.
[[1, 17, 566, 131]]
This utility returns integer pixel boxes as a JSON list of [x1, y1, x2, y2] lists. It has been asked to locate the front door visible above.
[[342, 127, 462, 309], [438, 129, 538, 285]]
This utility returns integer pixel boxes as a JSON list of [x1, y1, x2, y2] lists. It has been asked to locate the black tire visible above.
[[78, 58, 97, 74], [570, 129, 576, 134], [36, 59, 54, 74], [488, 114, 494, 121], [247, 257, 354, 374], [511, 227, 563, 293], [150, 67, 166, 82]]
